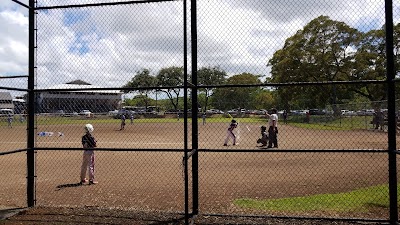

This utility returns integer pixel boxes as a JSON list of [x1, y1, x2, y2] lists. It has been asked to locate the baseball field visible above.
[[0, 116, 396, 219]]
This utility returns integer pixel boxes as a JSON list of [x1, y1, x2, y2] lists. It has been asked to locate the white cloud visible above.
[[0, 0, 396, 95], [0, 10, 28, 74]]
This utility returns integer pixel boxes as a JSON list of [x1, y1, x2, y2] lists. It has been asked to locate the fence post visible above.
[[183, 0, 190, 223], [385, 0, 398, 224], [27, 0, 36, 207], [190, 0, 199, 217]]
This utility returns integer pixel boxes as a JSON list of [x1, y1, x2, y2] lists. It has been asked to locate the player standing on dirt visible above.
[[266, 108, 278, 148], [80, 124, 98, 185], [130, 113, 134, 124], [7, 114, 13, 128], [120, 114, 126, 130], [224, 119, 238, 146]]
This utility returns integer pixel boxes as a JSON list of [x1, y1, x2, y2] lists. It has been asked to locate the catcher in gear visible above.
[[257, 125, 268, 147]]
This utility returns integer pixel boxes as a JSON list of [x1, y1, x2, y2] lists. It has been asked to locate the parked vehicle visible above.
[[114, 109, 134, 119], [0, 109, 13, 117], [341, 110, 356, 116], [79, 110, 92, 117], [309, 109, 325, 115], [227, 109, 239, 114], [108, 110, 119, 117], [257, 109, 267, 115], [356, 109, 374, 116], [54, 110, 65, 116], [206, 109, 224, 114]]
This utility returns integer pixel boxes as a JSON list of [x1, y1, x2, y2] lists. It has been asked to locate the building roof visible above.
[[66, 80, 91, 85], [48, 80, 122, 94], [0, 92, 14, 109], [0, 92, 12, 100]]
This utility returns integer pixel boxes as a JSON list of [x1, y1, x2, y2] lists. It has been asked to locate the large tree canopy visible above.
[[122, 69, 157, 109], [351, 23, 400, 103], [268, 16, 360, 109], [211, 73, 262, 110], [268, 16, 400, 110], [196, 66, 227, 112], [156, 66, 184, 111], [120, 16, 400, 112]]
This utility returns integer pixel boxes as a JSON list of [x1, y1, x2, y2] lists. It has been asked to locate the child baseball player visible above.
[[80, 124, 98, 185], [224, 119, 238, 146], [120, 114, 126, 130], [257, 125, 268, 147], [7, 114, 13, 128]]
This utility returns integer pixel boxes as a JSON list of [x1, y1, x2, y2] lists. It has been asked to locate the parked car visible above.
[[0, 109, 14, 117], [341, 110, 356, 116], [206, 109, 224, 114], [257, 109, 267, 115], [309, 109, 325, 115], [54, 110, 65, 116], [108, 110, 119, 117], [79, 110, 92, 117], [356, 109, 374, 116], [289, 110, 300, 115], [114, 109, 134, 119], [227, 109, 239, 114]]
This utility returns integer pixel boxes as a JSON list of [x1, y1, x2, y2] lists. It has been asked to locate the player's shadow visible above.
[[56, 182, 83, 190]]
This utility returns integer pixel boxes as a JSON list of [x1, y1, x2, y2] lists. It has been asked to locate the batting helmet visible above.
[[261, 126, 267, 132], [84, 124, 94, 133]]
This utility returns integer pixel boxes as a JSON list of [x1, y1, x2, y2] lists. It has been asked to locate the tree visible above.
[[351, 23, 400, 104], [125, 95, 156, 107], [211, 73, 262, 110], [156, 66, 184, 111], [122, 69, 157, 109], [268, 16, 360, 111], [252, 89, 275, 110], [196, 66, 227, 112]]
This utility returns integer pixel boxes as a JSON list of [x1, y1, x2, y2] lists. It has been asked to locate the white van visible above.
[[0, 109, 14, 117]]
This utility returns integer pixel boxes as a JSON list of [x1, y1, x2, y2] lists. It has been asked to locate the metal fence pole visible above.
[[190, 0, 199, 217], [27, 0, 36, 207], [183, 0, 189, 223], [385, 0, 398, 224]]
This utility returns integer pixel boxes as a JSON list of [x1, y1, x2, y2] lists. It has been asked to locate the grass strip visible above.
[[234, 184, 397, 212]]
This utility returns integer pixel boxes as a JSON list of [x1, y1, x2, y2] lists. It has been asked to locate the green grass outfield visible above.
[[289, 115, 374, 130], [1, 114, 374, 131], [234, 183, 398, 213]]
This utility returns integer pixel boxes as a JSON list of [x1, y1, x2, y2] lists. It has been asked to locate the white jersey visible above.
[[268, 113, 278, 127]]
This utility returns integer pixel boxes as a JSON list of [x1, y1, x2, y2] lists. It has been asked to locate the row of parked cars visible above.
[[53, 110, 92, 117], [106, 107, 384, 118], [291, 109, 382, 116], [206, 109, 269, 115]]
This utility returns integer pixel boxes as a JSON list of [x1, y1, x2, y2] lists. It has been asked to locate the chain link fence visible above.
[[1, 0, 400, 224]]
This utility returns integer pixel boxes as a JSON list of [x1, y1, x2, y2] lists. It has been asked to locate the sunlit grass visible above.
[[234, 184, 396, 213], [289, 115, 373, 130]]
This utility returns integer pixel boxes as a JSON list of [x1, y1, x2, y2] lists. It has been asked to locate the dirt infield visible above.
[[0, 119, 396, 222]]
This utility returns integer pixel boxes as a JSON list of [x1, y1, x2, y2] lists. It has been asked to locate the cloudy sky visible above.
[[1, 0, 399, 97]]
